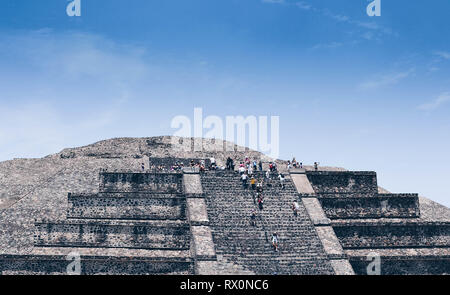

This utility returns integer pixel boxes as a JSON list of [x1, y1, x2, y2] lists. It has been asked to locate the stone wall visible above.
[[34, 220, 190, 250], [333, 222, 450, 249], [67, 193, 186, 220], [0, 254, 193, 275], [306, 172, 378, 194], [350, 256, 450, 275], [320, 194, 420, 219], [0, 167, 196, 275], [99, 172, 183, 193]]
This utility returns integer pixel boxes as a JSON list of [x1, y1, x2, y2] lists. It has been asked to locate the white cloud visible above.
[[427, 66, 440, 74], [310, 42, 343, 50], [288, 2, 394, 42], [261, 0, 395, 42], [362, 31, 375, 41], [418, 92, 450, 111], [295, 1, 312, 10], [354, 21, 380, 30], [433, 51, 450, 60], [7, 31, 149, 82], [358, 69, 414, 90], [323, 9, 349, 22]]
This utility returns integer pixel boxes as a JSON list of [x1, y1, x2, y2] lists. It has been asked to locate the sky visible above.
[[0, 0, 449, 206]]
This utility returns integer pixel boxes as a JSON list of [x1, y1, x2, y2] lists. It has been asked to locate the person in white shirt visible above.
[[239, 166, 245, 175], [292, 201, 300, 215], [278, 173, 285, 189], [241, 173, 248, 189], [272, 233, 279, 252], [265, 170, 271, 187]]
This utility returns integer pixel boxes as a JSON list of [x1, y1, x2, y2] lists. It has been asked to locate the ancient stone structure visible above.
[[304, 170, 450, 275], [0, 137, 448, 275]]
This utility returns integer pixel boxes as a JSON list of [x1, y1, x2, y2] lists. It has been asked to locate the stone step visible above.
[[0, 247, 193, 275], [99, 171, 183, 193], [215, 256, 256, 275], [34, 219, 190, 250], [320, 194, 420, 219], [347, 247, 450, 275], [306, 171, 378, 194], [67, 193, 186, 220], [333, 221, 450, 249], [220, 255, 334, 275]]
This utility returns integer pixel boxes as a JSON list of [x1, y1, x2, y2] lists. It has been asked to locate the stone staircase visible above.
[[201, 170, 335, 275]]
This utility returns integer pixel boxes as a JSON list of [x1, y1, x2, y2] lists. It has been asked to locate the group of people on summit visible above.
[[146, 155, 320, 174]]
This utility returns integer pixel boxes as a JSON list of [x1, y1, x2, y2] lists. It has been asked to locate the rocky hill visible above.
[[0, 136, 344, 210]]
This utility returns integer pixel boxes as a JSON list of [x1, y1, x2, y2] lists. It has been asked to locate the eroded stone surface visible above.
[[330, 259, 355, 275], [291, 173, 315, 195], [191, 226, 216, 260], [196, 260, 218, 275], [183, 174, 203, 195], [302, 198, 331, 226], [187, 198, 209, 225], [320, 194, 420, 219], [315, 226, 345, 256]]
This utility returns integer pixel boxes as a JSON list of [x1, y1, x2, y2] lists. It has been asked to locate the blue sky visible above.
[[0, 0, 449, 206]]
